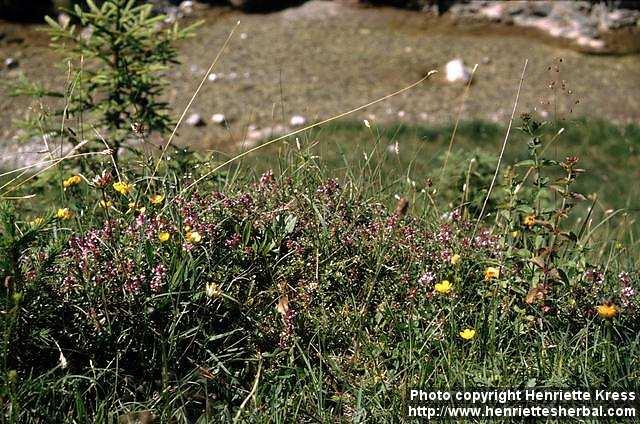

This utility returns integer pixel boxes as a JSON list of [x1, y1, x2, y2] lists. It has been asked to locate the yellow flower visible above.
[[186, 230, 202, 244], [450, 254, 461, 266], [149, 194, 165, 205], [460, 328, 476, 340], [158, 231, 170, 242], [29, 217, 44, 226], [523, 214, 536, 228], [112, 181, 133, 196], [63, 175, 82, 188], [99, 200, 113, 208], [510, 230, 519, 238], [484, 266, 500, 281], [56, 208, 73, 220], [597, 303, 617, 319], [434, 280, 452, 294], [205, 282, 222, 298]]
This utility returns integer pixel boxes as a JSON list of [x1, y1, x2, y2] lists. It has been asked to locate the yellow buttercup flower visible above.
[[56, 208, 73, 220], [460, 328, 476, 340], [186, 230, 202, 244], [434, 280, 452, 294], [450, 254, 461, 266], [149, 194, 165, 205], [158, 231, 170, 243], [523, 214, 536, 228], [484, 266, 500, 281], [63, 175, 82, 188], [597, 303, 617, 319], [30, 217, 44, 226], [112, 181, 133, 196]]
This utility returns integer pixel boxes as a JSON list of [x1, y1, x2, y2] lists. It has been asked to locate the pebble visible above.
[[445, 59, 471, 83], [290, 115, 306, 126], [387, 142, 400, 155], [57, 13, 71, 28], [80, 26, 93, 40], [179, 1, 194, 14], [186, 113, 205, 127], [4, 57, 18, 69], [211, 113, 226, 124]]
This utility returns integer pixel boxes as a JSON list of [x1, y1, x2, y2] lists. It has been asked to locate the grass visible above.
[[1, 4, 639, 420], [241, 118, 640, 248], [1, 113, 639, 422]]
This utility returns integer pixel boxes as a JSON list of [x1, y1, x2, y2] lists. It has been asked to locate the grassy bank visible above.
[[241, 118, 640, 250], [1, 2, 639, 420], [1, 113, 639, 422]]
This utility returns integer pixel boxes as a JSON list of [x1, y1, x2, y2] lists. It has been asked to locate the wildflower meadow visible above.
[[1, 1, 639, 422]]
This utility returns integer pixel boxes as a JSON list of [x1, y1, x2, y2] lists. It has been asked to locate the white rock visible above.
[[211, 113, 226, 124], [179, 1, 194, 14], [245, 125, 290, 143], [80, 26, 94, 40], [387, 142, 399, 155], [57, 13, 71, 28], [208, 73, 219, 82], [186, 113, 205, 127], [4, 57, 18, 69], [480, 3, 504, 20], [290, 115, 306, 126], [445, 59, 471, 83]]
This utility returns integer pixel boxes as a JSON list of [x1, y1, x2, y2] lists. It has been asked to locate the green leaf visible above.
[[514, 159, 536, 168], [284, 214, 298, 235]]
